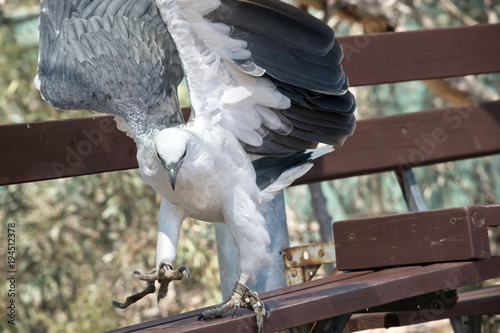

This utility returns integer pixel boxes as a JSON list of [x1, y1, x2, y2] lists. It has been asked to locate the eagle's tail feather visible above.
[[255, 145, 334, 202]]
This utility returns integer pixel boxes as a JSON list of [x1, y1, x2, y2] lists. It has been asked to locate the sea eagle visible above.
[[36, 0, 355, 330]]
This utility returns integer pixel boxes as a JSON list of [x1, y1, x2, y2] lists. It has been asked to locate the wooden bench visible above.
[[105, 258, 500, 332], [347, 285, 500, 331], [1, 23, 499, 332]]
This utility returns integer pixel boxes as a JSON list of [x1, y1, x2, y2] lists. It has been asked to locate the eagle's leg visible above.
[[198, 274, 269, 333], [112, 263, 190, 309]]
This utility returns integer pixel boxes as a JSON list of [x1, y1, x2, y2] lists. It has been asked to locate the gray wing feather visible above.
[[208, 0, 356, 155], [37, 0, 184, 137]]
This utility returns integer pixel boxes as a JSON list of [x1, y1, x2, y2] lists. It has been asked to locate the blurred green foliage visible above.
[[0, 1, 499, 332]]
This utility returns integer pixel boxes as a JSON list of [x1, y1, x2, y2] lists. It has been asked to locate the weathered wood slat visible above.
[[0, 116, 138, 185], [106, 257, 500, 333], [1, 23, 500, 185], [346, 285, 500, 331], [486, 203, 500, 227], [334, 205, 496, 271], [296, 100, 500, 184], [339, 23, 500, 86], [2, 101, 499, 186], [0, 108, 191, 186]]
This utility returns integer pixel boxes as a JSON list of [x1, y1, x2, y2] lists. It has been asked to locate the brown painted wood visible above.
[[106, 257, 500, 332], [1, 24, 500, 186], [339, 23, 500, 86], [357, 289, 458, 312], [486, 204, 500, 227], [296, 101, 500, 185], [0, 109, 190, 186], [334, 205, 493, 271], [346, 285, 500, 331], [2, 101, 499, 186], [0, 116, 138, 185]]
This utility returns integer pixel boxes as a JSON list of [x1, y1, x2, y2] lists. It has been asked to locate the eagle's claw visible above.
[[198, 282, 269, 333], [112, 263, 190, 309]]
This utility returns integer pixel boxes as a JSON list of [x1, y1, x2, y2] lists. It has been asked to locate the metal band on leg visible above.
[[233, 282, 268, 333]]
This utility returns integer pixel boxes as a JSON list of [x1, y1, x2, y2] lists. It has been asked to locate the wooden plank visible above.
[[0, 116, 138, 185], [346, 285, 500, 331], [356, 289, 458, 312], [0, 109, 190, 186], [106, 257, 500, 333], [339, 23, 500, 86], [2, 101, 500, 186], [486, 204, 500, 227], [1, 23, 499, 185], [333, 205, 493, 271], [296, 101, 500, 184]]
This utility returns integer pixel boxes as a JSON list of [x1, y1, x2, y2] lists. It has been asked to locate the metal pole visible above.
[[215, 191, 289, 300], [396, 168, 427, 212]]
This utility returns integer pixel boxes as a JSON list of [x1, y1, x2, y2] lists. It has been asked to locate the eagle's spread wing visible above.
[[213, 0, 356, 153], [36, 0, 185, 138], [150, 0, 355, 155], [38, 0, 355, 153]]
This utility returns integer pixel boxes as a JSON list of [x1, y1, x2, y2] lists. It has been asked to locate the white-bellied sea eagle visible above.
[[36, 0, 356, 330]]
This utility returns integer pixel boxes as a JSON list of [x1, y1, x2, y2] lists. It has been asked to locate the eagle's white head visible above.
[[155, 128, 192, 191]]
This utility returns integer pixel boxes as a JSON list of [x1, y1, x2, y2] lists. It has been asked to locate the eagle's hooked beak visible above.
[[157, 152, 184, 191], [166, 160, 183, 191]]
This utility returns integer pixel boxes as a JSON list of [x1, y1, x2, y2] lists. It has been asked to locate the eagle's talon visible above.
[[112, 300, 122, 308], [252, 302, 267, 333], [234, 282, 268, 333], [157, 292, 163, 307], [198, 282, 268, 332], [159, 262, 173, 272], [178, 265, 191, 278], [114, 264, 189, 309], [158, 283, 169, 301], [163, 262, 173, 270], [265, 303, 271, 320], [135, 269, 158, 282], [231, 304, 239, 318], [112, 282, 156, 309]]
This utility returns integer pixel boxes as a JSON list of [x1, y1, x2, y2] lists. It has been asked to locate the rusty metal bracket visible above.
[[282, 242, 336, 285]]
